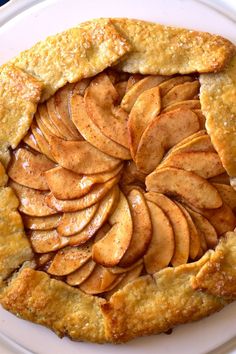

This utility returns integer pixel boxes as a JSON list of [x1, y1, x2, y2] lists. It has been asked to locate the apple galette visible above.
[[0, 18, 236, 343]]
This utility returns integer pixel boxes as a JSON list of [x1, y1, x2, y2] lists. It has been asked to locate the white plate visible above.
[[0, 0, 236, 353]]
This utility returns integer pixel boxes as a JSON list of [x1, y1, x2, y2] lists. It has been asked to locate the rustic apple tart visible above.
[[0, 18, 236, 343]]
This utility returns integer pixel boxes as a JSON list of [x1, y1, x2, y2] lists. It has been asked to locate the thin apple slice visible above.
[[144, 201, 174, 273], [145, 192, 190, 266], [175, 202, 200, 260], [23, 130, 41, 153], [35, 112, 54, 142], [162, 81, 200, 108], [31, 121, 56, 162], [118, 189, 152, 267], [135, 108, 199, 173], [108, 259, 143, 274], [121, 75, 167, 112], [69, 186, 119, 246], [79, 265, 120, 294], [209, 173, 230, 185], [146, 167, 222, 209], [193, 109, 206, 129], [36, 253, 53, 267], [66, 259, 96, 286], [9, 180, 57, 216], [38, 104, 64, 139], [85, 73, 129, 148], [158, 76, 194, 96], [57, 203, 99, 236], [46, 174, 120, 212], [48, 135, 120, 174], [159, 151, 224, 178], [128, 86, 161, 158], [71, 94, 130, 160], [47, 243, 92, 276], [186, 207, 218, 249], [30, 229, 69, 253], [212, 183, 236, 211], [115, 81, 127, 102], [8, 148, 54, 190], [23, 214, 62, 230], [162, 99, 201, 113], [126, 74, 144, 92], [92, 191, 133, 267], [45, 164, 122, 200]]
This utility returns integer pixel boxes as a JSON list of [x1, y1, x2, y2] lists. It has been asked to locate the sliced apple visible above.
[[69, 186, 119, 246], [121, 75, 167, 112], [118, 189, 152, 267], [126, 74, 144, 92], [71, 94, 130, 160], [135, 108, 199, 173], [35, 112, 54, 142], [158, 76, 194, 96], [30, 229, 69, 253], [146, 167, 222, 209], [186, 207, 218, 249], [23, 214, 62, 230], [162, 99, 201, 113], [162, 80, 200, 108], [47, 243, 92, 276], [193, 109, 206, 129], [57, 203, 99, 236], [66, 259, 96, 286], [31, 121, 56, 162], [46, 174, 120, 212], [115, 81, 127, 102], [212, 183, 236, 211], [48, 135, 121, 174], [8, 148, 54, 190], [38, 104, 64, 139], [85, 73, 129, 148], [209, 173, 230, 185], [159, 151, 224, 178], [9, 180, 57, 216], [92, 191, 133, 267], [144, 201, 174, 273], [36, 253, 53, 267], [145, 192, 190, 266], [128, 86, 161, 158], [108, 259, 143, 274], [175, 202, 200, 260], [23, 130, 41, 153]]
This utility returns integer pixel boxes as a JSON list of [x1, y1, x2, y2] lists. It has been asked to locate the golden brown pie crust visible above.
[[1, 18, 236, 344]]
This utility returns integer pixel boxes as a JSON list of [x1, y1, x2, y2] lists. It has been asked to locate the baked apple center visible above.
[[7, 69, 236, 297]]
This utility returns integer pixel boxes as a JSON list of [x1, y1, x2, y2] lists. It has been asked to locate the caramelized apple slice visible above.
[[115, 81, 127, 101], [30, 229, 69, 253], [66, 259, 96, 286], [162, 99, 201, 113], [108, 259, 143, 274], [126, 74, 143, 92], [118, 189, 152, 267], [85, 73, 129, 148], [46, 174, 120, 212], [212, 183, 236, 212], [162, 81, 200, 108], [69, 186, 119, 246], [8, 148, 54, 190], [71, 94, 130, 160], [38, 104, 64, 139], [47, 243, 92, 276], [159, 151, 224, 178], [144, 201, 174, 273], [146, 167, 222, 209], [57, 203, 98, 236], [128, 86, 161, 158], [92, 191, 133, 267], [158, 76, 194, 96], [145, 192, 190, 266], [209, 173, 230, 185], [136, 109, 199, 173], [193, 109, 206, 129], [31, 122, 56, 162], [48, 135, 121, 174], [9, 181, 57, 216], [23, 214, 62, 230], [121, 75, 167, 112], [23, 130, 41, 153]]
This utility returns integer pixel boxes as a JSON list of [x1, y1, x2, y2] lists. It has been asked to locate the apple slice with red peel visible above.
[[23, 214, 62, 230], [85, 73, 129, 149], [57, 203, 99, 236], [30, 229, 69, 253], [144, 201, 174, 273], [8, 148, 55, 190], [69, 186, 119, 246], [146, 167, 222, 209], [128, 86, 161, 159], [66, 259, 96, 286], [45, 174, 120, 212], [23, 130, 41, 153], [162, 99, 201, 113], [158, 76, 194, 96], [118, 189, 152, 267], [121, 75, 167, 112], [162, 81, 200, 108], [71, 94, 130, 160], [47, 243, 92, 276], [145, 192, 190, 267], [9, 180, 57, 216], [48, 135, 121, 174], [135, 108, 200, 173], [92, 191, 133, 267], [212, 183, 236, 212]]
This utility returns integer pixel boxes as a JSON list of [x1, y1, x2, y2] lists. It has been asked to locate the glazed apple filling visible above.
[[7, 70, 236, 297]]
